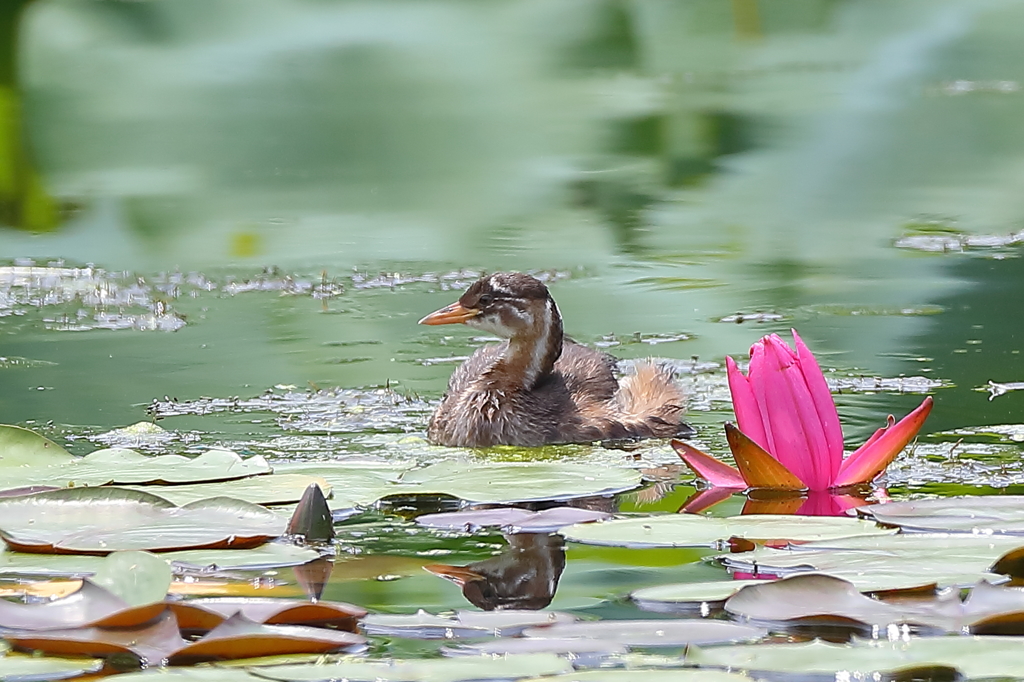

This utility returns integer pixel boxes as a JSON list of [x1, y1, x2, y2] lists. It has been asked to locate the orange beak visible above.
[[418, 302, 480, 326], [422, 563, 483, 586]]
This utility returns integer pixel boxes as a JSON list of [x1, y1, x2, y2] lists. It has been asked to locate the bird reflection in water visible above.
[[424, 533, 566, 610]]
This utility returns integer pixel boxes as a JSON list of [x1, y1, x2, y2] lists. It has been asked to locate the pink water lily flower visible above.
[[673, 331, 933, 491]]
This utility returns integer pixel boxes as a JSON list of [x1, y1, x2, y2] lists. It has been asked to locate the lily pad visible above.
[[247, 654, 573, 682], [445, 638, 627, 657], [91, 551, 173, 607], [0, 449, 271, 491], [362, 610, 575, 639], [5, 609, 185, 665], [168, 613, 365, 664], [0, 425, 73, 467], [521, 672, 752, 682], [632, 573, 939, 614], [124, 474, 330, 507], [392, 461, 643, 504], [269, 463, 409, 509], [858, 495, 1024, 534], [719, 533, 1024, 586], [560, 514, 891, 548], [0, 653, 104, 682], [416, 507, 610, 533], [0, 579, 163, 631], [0, 543, 319, 578], [687, 636, 1024, 679], [519, 619, 766, 646], [170, 598, 364, 633], [0, 488, 286, 554]]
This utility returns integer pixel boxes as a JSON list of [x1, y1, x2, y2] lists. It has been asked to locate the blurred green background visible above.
[[2, 0, 1024, 440]]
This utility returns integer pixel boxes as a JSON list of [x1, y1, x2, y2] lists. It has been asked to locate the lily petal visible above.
[[792, 330, 844, 484], [725, 423, 806, 491], [671, 439, 747, 488], [726, 356, 769, 451], [757, 336, 815, 487], [832, 396, 934, 488]]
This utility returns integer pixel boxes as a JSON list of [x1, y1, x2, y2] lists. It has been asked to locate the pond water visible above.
[[4, 0, 1024, 676]]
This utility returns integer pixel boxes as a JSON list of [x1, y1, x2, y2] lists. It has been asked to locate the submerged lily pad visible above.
[[561, 514, 891, 548], [858, 495, 1024, 534], [247, 654, 572, 682], [0, 488, 286, 554], [687, 636, 1024, 679]]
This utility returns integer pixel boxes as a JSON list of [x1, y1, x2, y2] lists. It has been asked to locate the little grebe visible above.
[[419, 272, 691, 447]]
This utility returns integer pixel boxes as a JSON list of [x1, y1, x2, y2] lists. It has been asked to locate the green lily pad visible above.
[[0, 543, 319, 577], [0, 425, 73, 467], [91, 551, 173, 606], [247, 654, 573, 682], [124, 474, 330, 506], [0, 653, 104, 682], [271, 463, 406, 508], [0, 487, 286, 554], [631, 573, 940, 613], [561, 514, 891, 548], [687, 636, 1024, 679], [391, 460, 643, 504], [521, 672, 751, 682], [518, 619, 765, 647], [362, 610, 575, 639], [719, 533, 1024, 586], [858, 495, 1024, 534]]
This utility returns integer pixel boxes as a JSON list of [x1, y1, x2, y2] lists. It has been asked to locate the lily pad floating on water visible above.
[[124, 474, 330, 507], [0, 579, 165, 631], [167, 613, 366, 665], [361, 610, 574, 639], [445, 637, 628, 658], [631, 573, 940, 614], [0, 448, 272, 493], [687, 636, 1024, 679], [246, 654, 572, 682], [416, 507, 610, 533], [0, 425, 74, 468], [719, 533, 1024, 586], [170, 598, 364, 634], [518, 619, 766, 647], [90, 550, 173, 607], [5, 609, 185, 665], [520, 672, 753, 682], [857, 495, 1024, 534], [560, 514, 891, 548], [392, 461, 643, 504], [0, 543, 320, 578], [0, 487, 287, 554], [0, 653, 104, 682]]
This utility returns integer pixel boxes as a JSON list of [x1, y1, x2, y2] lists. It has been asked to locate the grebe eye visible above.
[[477, 294, 493, 306]]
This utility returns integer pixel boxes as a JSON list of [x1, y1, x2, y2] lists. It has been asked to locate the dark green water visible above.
[[3, 0, 1024, 629]]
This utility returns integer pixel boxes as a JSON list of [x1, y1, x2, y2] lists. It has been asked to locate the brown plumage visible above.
[[419, 272, 692, 447]]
